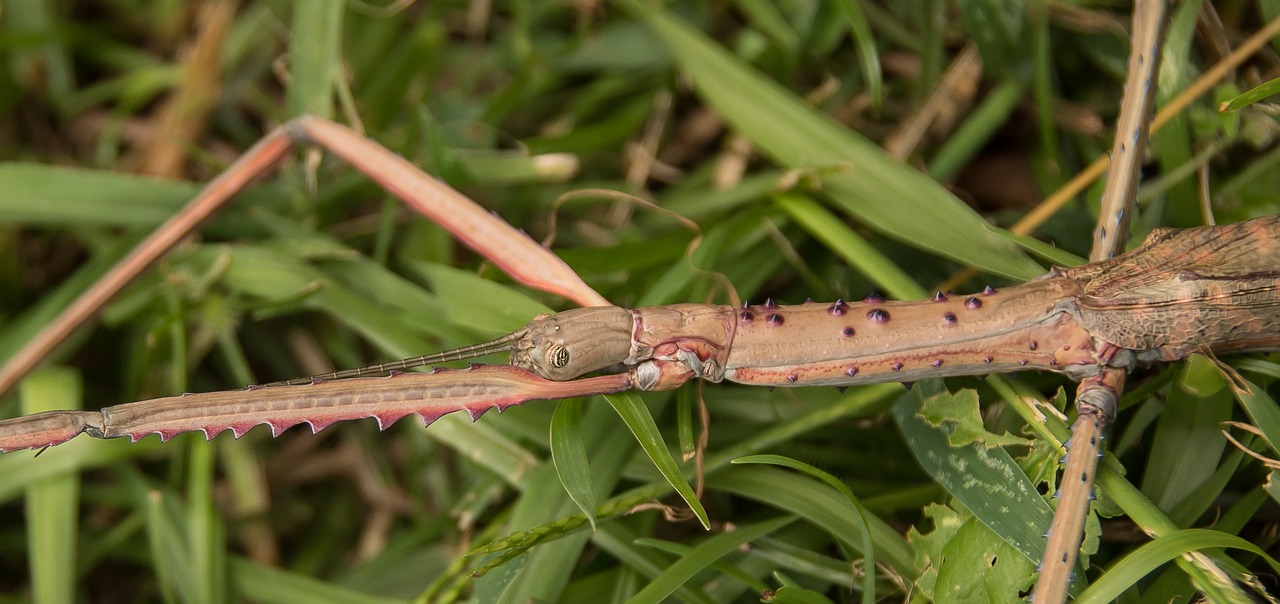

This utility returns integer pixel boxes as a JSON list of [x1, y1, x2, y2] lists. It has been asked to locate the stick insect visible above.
[[3, 4, 1280, 603]]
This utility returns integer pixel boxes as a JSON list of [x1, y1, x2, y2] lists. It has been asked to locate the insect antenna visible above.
[[261, 331, 525, 386]]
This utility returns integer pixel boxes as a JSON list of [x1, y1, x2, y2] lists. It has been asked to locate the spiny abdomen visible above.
[[722, 281, 1100, 386]]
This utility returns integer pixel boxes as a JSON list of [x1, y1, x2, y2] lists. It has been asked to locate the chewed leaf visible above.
[[910, 503, 1038, 602], [933, 517, 1037, 602], [895, 385, 1053, 565], [916, 387, 1029, 449], [906, 503, 968, 599]]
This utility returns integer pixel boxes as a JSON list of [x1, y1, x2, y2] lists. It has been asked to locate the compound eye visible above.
[[547, 344, 570, 369]]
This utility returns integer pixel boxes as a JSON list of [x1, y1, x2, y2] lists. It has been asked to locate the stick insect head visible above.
[[511, 306, 634, 381]]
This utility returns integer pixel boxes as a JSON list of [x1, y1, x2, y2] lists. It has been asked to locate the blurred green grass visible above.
[[0, 2, 1278, 602]]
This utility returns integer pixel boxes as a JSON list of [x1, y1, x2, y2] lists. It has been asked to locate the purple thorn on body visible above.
[[805, 297, 814, 303], [983, 356, 993, 363], [864, 291, 884, 303], [942, 312, 957, 325], [983, 285, 997, 295], [786, 374, 797, 383], [767, 386, 775, 392], [891, 362, 903, 372], [932, 359, 943, 368], [1029, 341, 1038, 351], [739, 310, 754, 323], [836, 386, 847, 394], [1063, 344, 1071, 350], [932, 291, 946, 302], [842, 326, 855, 337], [964, 297, 982, 310], [1019, 359, 1029, 366], [743, 299, 751, 308], [764, 298, 777, 309], [845, 367, 858, 377], [828, 299, 847, 316], [766, 313, 784, 326], [867, 308, 889, 323]]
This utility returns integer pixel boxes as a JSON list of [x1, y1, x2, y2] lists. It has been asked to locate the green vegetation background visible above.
[[1, 1, 1279, 602]]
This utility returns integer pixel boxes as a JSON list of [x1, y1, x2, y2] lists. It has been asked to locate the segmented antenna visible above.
[[262, 331, 524, 387]]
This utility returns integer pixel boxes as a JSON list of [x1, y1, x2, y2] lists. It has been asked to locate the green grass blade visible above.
[[1076, 529, 1280, 604], [551, 398, 598, 530], [1140, 356, 1231, 512], [927, 76, 1025, 182], [997, 229, 1087, 267], [20, 367, 82, 604], [627, 1, 1042, 280], [774, 193, 926, 300], [604, 392, 709, 529], [1216, 359, 1280, 455], [626, 516, 795, 604], [832, 0, 883, 108], [288, 1, 344, 118], [186, 438, 224, 604], [732, 455, 876, 604], [1096, 461, 1255, 601], [3, 0, 75, 110], [1220, 75, 1280, 111], [733, 0, 799, 51], [591, 524, 716, 604], [145, 491, 183, 604], [766, 585, 838, 604], [707, 465, 914, 575], [0, 164, 193, 226], [229, 558, 402, 604]]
